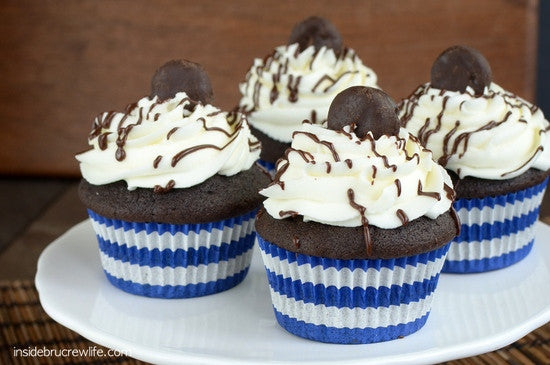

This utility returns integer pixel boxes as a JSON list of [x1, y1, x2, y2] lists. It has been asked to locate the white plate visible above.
[[35, 220, 550, 365]]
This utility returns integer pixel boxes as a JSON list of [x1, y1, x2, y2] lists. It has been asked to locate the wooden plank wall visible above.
[[0, 0, 539, 176]]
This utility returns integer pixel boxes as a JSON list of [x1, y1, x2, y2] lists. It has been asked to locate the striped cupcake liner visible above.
[[443, 177, 548, 273], [257, 160, 276, 176], [88, 209, 257, 298], [257, 235, 450, 344]]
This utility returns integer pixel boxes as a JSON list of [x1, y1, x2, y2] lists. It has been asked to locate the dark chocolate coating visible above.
[[288, 16, 342, 55], [255, 208, 459, 259], [430, 45, 492, 96], [249, 125, 290, 164], [151, 59, 214, 104], [79, 165, 271, 224], [327, 86, 400, 139], [450, 168, 550, 199]]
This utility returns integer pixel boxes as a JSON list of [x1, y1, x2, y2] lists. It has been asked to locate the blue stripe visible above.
[[442, 239, 534, 273], [97, 233, 256, 268], [273, 309, 430, 344], [265, 269, 440, 309], [103, 267, 249, 298], [454, 208, 539, 243], [453, 178, 548, 211], [88, 209, 257, 235], [257, 160, 276, 174], [257, 235, 450, 270]]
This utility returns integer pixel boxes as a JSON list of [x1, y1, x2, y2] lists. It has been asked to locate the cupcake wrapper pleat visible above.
[[88, 209, 257, 298], [257, 235, 450, 344], [443, 178, 548, 273]]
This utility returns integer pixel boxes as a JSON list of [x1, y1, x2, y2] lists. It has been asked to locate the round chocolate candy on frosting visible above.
[[151, 59, 214, 103], [288, 16, 342, 55], [430, 45, 492, 96], [327, 86, 400, 139]]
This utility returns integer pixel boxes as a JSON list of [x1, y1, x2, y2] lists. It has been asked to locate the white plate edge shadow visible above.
[[35, 219, 550, 365]]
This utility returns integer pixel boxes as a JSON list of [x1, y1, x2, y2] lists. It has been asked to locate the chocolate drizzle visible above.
[[153, 179, 175, 194], [171, 135, 239, 167], [115, 147, 125, 161], [443, 183, 455, 201], [401, 85, 544, 176], [153, 155, 162, 169], [311, 71, 359, 93], [280, 210, 299, 218], [396, 209, 409, 225], [310, 110, 317, 124], [347, 188, 372, 256], [240, 47, 370, 112], [146, 101, 160, 119], [269, 161, 289, 190], [248, 138, 262, 152], [394, 179, 402, 197], [501, 146, 544, 177], [90, 111, 116, 140], [287, 75, 302, 102], [417, 181, 441, 200], [84, 91, 258, 186], [417, 96, 449, 146], [166, 127, 179, 140], [289, 148, 315, 163], [115, 123, 136, 162], [197, 117, 233, 137], [438, 120, 460, 166], [252, 81, 261, 109], [98, 133, 110, 151], [270, 75, 280, 104], [292, 131, 340, 161], [293, 236, 301, 248], [207, 110, 223, 117]]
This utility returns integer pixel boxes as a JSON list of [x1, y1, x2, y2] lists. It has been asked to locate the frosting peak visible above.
[[398, 83, 550, 179], [76, 92, 261, 190], [260, 123, 454, 230], [238, 43, 378, 142]]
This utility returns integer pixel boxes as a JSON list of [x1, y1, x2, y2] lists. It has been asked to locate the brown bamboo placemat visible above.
[[1, 280, 548, 364]]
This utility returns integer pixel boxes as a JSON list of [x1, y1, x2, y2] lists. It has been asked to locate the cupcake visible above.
[[255, 86, 459, 344], [237, 16, 378, 172], [398, 45, 550, 273], [76, 60, 270, 298]]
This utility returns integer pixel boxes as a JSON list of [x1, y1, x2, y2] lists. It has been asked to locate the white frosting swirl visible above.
[[398, 83, 550, 179], [238, 43, 378, 142], [76, 92, 261, 190], [260, 123, 454, 229]]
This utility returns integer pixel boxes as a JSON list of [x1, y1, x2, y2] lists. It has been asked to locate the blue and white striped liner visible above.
[[257, 235, 450, 344], [257, 160, 276, 176], [88, 209, 257, 298], [443, 178, 548, 273]]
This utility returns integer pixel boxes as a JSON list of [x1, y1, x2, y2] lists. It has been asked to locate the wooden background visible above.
[[0, 0, 539, 177]]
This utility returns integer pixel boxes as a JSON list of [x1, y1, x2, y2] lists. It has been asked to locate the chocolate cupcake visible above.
[[76, 60, 270, 298], [237, 16, 378, 172], [398, 45, 550, 273], [255, 86, 459, 344]]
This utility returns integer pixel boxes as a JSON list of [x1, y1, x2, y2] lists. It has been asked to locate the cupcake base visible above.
[[443, 177, 548, 273], [257, 235, 450, 344], [88, 209, 257, 298]]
